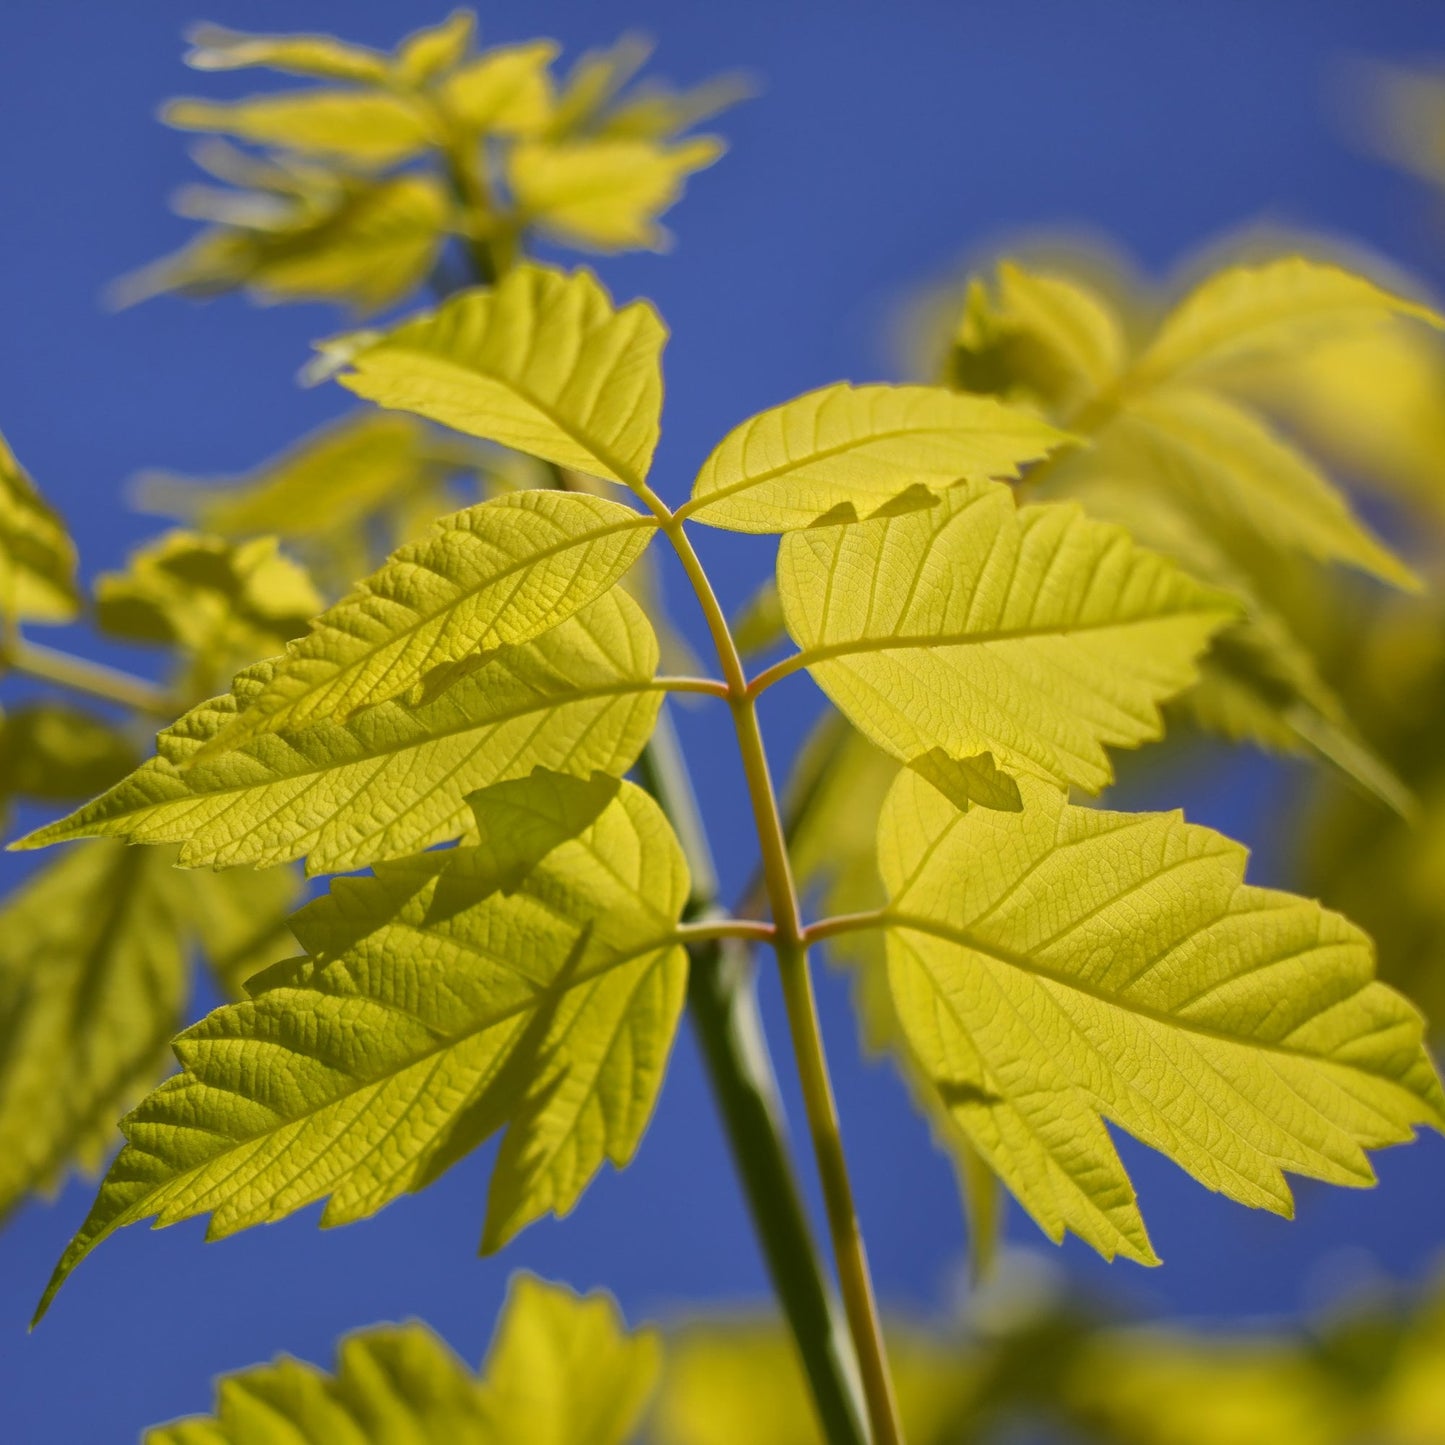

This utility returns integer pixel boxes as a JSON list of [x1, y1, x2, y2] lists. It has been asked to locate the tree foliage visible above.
[[2, 13, 1443, 1445]]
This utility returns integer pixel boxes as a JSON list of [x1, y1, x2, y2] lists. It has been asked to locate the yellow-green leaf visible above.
[[438, 41, 558, 133], [545, 34, 654, 137], [93, 531, 322, 695], [194, 490, 655, 756], [478, 1274, 662, 1445], [330, 264, 666, 493], [777, 482, 1236, 793], [115, 173, 452, 316], [38, 777, 689, 1317], [601, 73, 754, 141], [145, 1275, 659, 1445], [508, 136, 724, 252], [0, 843, 191, 1220], [729, 576, 787, 660], [0, 704, 138, 812], [182, 23, 391, 83], [906, 748, 1022, 814], [0, 430, 78, 623], [188, 865, 303, 998], [986, 260, 1126, 399], [1108, 385, 1419, 590], [164, 90, 435, 167], [134, 413, 460, 550], [16, 591, 662, 874], [655, 1319, 971, 1445], [683, 383, 1066, 532], [393, 9, 476, 86], [1186, 619, 1416, 819], [1132, 257, 1443, 387], [877, 769, 1445, 1263]]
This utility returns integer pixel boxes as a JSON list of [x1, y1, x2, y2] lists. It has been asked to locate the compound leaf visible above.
[[16, 591, 662, 875], [145, 1275, 658, 1445], [195, 490, 655, 755], [0, 843, 192, 1220], [508, 136, 724, 252], [684, 383, 1066, 532], [0, 430, 78, 623], [38, 777, 690, 1318], [329, 264, 666, 493], [777, 482, 1236, 793], [1133, 256, 1443, 386], [877, 770, 1445, 1263]]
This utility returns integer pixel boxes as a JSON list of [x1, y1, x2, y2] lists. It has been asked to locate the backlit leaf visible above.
[[877, 769, 1445, 1263], [115, 173, 452, 316], [508, 136, 724, 252], [145, 1275, 659, 1445], [1041, 466, 1413, 811], [163, 90, 435, 167], [684, 383, 1066, 532], [37, 777, 690, 1316], [182, 24, 391, 83], [1106, 386, 1419, 589], [1228, 322, 1445, 527], [906, 748, 1023, 815], [951, 261, 1126, 411], [1132, 257, 1443, 386], [0, 705, 138, 812], [329, 264, 666, 493], [0, 430, 79, 623], [0, 843, 191, 1220], [478, 1273, 662, 1445], [601, 73, 754, 141], [16, 591, 662, 874], [134, 412, 475, 593], [777, 482, 1235, 792], [93, 532, 322, 696], [729, 576, 787, 660], [188, 865, 303, 998], [438, 41, 558, 134], [545, 34, 654, 137], [393, 9, 476, 86], [194, 489, 655, 755]]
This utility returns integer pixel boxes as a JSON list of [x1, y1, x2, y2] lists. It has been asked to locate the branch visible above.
[[3, 638, 171, 716]]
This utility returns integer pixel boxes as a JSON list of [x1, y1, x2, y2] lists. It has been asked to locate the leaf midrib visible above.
[[28, 677, 661, 845], [224, 507, 655, 735], [352, 337, 646, 489], [883, 909, 1378, 1069], [797, 607, 1226, 669], [686, 411, 1043, 516], [125, 926, 690, 1206]]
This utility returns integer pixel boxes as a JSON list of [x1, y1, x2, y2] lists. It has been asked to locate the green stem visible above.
[[633, 734, 871, 1445], [645, 499, 906, 1445], [3, 638, 171, 715], [428, 163, 873, 1444], [675, 918, 777, 946]]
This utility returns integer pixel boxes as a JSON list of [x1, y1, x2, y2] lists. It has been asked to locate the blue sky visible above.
[[1, 2, 1444, 1439]]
